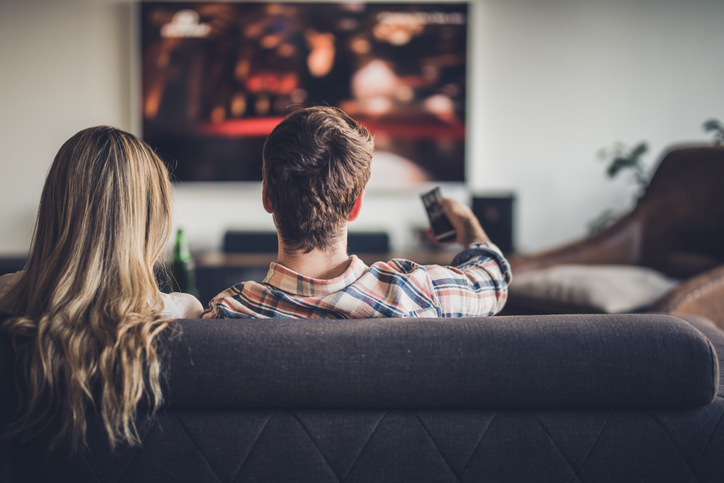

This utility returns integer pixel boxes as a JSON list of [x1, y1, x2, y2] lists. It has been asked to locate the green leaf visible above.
[[630, 142, 648, 159], [703, 119, 723, 132]]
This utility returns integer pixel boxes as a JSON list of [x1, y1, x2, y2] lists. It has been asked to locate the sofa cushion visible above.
[[161, 315, 718, 410], [508, 264, 679, 314]]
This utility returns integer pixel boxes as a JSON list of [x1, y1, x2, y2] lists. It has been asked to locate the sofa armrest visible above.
[[163, 314, 719, 410], [672, 314, 724, 398]]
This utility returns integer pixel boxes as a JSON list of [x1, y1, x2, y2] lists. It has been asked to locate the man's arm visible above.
[[425, 198, 511, 316], [201, 285, 256, 319]]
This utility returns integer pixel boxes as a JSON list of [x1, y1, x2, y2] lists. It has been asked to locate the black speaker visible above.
[[471, 195, 515, 254], [348, 232, 390, 253], [223, 230, 390, 254], [223, 231, 278, 253]]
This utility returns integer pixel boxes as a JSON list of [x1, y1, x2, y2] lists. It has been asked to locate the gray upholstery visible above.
[[162, 315, 718, 409], [2, 314, 724, 482]]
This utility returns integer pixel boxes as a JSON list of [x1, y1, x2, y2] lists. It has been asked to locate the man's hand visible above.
[[427, 198, 490, 246]]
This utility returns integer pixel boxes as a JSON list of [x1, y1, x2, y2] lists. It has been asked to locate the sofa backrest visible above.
[[156, 314, 719, 410], [0, 314, 719, 417]]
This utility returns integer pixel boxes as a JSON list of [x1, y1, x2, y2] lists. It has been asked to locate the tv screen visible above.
[[140, 2, 468, 186]]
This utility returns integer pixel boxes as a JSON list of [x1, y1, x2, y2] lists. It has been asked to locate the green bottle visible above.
[[170, 228, 196, 295]]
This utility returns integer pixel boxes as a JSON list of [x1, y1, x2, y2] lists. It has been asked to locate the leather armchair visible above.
[[506, 146, 724, 329]]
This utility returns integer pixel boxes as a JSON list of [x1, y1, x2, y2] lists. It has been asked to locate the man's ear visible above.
[[348, 190, 364, 222], [262, 182, 274, 214]]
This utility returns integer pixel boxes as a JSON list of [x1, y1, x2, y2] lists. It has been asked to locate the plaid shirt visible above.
[[202, 242, 511, 319]]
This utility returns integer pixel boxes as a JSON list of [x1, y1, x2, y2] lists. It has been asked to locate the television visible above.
[[140, 2, 468, 187]]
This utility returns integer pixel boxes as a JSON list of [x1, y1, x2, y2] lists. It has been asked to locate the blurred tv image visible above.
[[141, 2, 468, 185]]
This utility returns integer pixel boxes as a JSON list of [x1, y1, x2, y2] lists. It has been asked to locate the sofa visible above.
[[2, 312, 723, 482]]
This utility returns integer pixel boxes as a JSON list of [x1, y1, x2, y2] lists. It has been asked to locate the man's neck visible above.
[[277, 235, 352, 280]]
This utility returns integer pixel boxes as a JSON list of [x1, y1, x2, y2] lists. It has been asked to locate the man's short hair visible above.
[[262, 106, 374, 252]]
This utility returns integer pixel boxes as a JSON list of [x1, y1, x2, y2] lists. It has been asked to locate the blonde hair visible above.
[[0, 126, 174, 451]]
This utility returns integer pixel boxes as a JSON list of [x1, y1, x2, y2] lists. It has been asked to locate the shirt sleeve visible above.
[[202, 290, 233, 318], [202, 297, 224, 319], [202, 286, 256, 319], [427, 241, 512, 317]]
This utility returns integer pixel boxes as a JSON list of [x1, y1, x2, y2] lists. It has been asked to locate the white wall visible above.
[[0, 0, 133, 254], [1, 0, 722, 256], [470, 0, 724, 250]]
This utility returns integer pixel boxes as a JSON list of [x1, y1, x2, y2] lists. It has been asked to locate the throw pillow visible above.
[[509, 264, 679, 314]]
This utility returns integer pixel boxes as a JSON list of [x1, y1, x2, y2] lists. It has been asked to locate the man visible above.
[[203, 106, 511, 319]]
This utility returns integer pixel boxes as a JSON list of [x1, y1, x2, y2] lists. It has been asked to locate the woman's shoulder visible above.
[[159, 292, 204, 319]]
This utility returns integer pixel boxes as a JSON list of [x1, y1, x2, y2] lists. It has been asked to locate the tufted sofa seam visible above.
[[289, 411, 343, 483], [410, 412, 463, 483], [645, 410, 706, 481], [113, 417, 160, 483], [680, 403, 724, 483], [230, 411, 274, 483], [79, 451, 102, 483], [170, 411, 223, 483], [340, 411, 389, 482], [460, 410, 499, 476], [564, 409, 614, 483], [527, 411, 584, 483]]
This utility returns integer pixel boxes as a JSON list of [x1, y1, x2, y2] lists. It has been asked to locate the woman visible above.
[[0, 126, 202, 451]]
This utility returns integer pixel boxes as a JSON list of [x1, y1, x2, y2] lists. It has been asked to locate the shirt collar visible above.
[[262, 255, 368, 297]]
